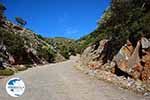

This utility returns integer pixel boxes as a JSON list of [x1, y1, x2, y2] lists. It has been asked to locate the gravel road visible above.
[[0, 56, 148, 100]]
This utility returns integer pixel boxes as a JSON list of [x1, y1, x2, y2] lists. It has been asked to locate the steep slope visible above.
[[78, 0, 150, 53], [0, 20, 61, 65], [78, 0, 150, 93]]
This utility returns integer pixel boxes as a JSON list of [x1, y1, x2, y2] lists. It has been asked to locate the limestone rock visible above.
[[113, 38, 150, 81], [114, 40, 134, 62], [141, 37, 150, 49], [113, 40, 137, 77], [81, 39, 109, 66], [8, 55, 15, 64]]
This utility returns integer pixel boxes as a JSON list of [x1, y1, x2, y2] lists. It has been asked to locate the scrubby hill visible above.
[[0, 3, 71, 72], [0, 20, 61, 65], [78, 0, 150, 93], [45, 37, 80, 59]]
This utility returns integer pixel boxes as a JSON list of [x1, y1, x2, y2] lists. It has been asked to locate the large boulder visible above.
[[81, 39, 109, 67], [113, 40, 142, 79], [113, 40, 134, 63], [113, 37, 150, 81]]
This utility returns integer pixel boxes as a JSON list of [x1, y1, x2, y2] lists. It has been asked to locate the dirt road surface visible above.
[[0, 56, 149, 100]]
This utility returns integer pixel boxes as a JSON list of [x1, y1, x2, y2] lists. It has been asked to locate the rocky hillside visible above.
[[0, 20, 65, 65], [0, 3, 68, 68], [78, 0, 150, 93], [78, 0, 150, 52]]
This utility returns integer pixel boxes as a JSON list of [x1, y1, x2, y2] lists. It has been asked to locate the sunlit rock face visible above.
[[80, 37, 150, 83], [79, 37, 150, 93], [113, 40, 142, 79], [81, 39, 108, 69], [114, 37, 150, 81]]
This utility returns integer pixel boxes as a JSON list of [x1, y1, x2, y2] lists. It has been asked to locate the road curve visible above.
[[0, 56, 148, 100]]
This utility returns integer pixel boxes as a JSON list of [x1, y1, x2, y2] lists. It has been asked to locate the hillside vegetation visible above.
[[45, 37, 80, 59], [78, 0, 150, 54]]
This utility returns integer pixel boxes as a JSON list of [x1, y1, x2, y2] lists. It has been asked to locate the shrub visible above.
[[0, 68, 14, 76], [37, 45, 56, 63], [15, 17, 27, 26]]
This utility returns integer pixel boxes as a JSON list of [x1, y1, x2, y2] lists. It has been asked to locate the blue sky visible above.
[[1, 0, 110, 39]]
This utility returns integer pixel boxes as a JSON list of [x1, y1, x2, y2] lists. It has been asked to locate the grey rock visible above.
[[81, 39, 109, 66], [141, 37, 150, 49]]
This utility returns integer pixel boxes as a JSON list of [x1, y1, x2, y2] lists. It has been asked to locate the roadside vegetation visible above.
[[0, 68, 14, 76]]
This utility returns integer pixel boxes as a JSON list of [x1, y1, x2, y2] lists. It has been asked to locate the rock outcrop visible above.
[[114, 37, 150, 82], [81, 39, 109, 67], [80, 37, 150, 85], [113, 40, 142, 79], [79, 37, 150, 94]]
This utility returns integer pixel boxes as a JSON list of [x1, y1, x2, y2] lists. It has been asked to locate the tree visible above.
[[15, 17, 27, 26], [0, 3, 6, 23], [0, 3, 6, 16]]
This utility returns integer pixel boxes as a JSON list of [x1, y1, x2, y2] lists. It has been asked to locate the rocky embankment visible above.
[[77, 38, 150, 95]]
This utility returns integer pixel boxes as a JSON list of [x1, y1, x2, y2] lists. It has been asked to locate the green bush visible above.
[[37, 46, 56, 63], [0, 68, 14, 76], [37, 34, 45, 40], [46, 38, 79, 59], [0, 28, 27, 61]]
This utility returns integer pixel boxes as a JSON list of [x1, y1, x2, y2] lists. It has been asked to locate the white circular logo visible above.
[[6, 77, 25, 97]]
